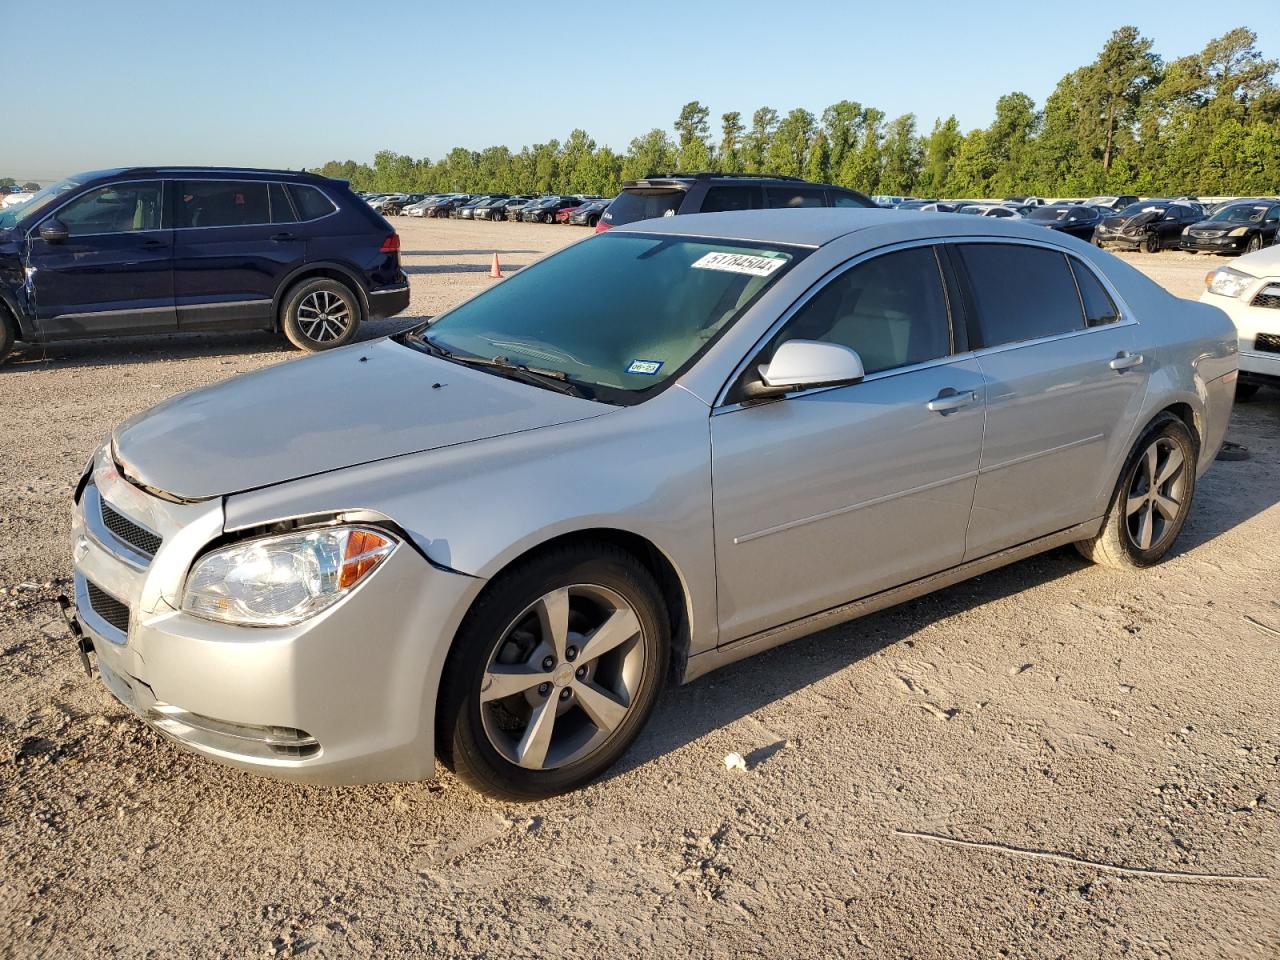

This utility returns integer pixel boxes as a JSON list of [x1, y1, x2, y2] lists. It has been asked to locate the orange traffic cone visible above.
[[489, 253, 503, 278]]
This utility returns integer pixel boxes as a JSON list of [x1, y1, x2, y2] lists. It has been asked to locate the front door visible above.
[[27, 180, 174, 339], [710, 245, 986, 644], [954, 242, 1151, 558], [172, 180, 306, 330]]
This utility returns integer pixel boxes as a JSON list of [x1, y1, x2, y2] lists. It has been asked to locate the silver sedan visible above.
[[70, 209, 1238, 799]]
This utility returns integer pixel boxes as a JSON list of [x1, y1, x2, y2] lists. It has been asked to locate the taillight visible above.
[[594, 221, 611, 234], [380, 234, 400, 254]]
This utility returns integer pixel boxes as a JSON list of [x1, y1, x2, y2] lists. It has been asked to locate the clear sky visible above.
[[7, 0, 1278, 183]]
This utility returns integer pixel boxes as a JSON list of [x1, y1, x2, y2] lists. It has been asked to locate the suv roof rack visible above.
[[639, 172, 804, 182]]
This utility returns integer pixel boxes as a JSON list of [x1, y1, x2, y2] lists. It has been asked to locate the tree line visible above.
[[0, 178, 42, 192], [316, 27, 1279, 199]]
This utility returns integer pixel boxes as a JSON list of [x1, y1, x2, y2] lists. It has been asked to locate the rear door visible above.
[[26, 180, 174, 339], [172, 179, 306, 330], [955, 242, 1149, 558], [710, 244, 986, 643]]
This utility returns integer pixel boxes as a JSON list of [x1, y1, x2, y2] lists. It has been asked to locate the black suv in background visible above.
[[597, 173, 875, 232], [0, 167, 409, 363]]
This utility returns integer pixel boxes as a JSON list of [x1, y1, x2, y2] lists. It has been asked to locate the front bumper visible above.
[[1202, 288, 1280, 384], [1095, 232, 1144, 249], [1180, 235, 1247, 253], [367, 283, 410, 321], [71, 449, 482, 784]]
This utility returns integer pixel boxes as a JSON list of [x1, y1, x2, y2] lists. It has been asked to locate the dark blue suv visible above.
[[0, 167, 409, 362]]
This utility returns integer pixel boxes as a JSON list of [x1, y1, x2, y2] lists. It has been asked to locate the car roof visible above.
[[612, 207, 1068, 249]]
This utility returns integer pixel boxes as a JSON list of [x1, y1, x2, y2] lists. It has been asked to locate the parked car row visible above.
[[889, 194, 1280, 255], [356, 191, 615, 227]]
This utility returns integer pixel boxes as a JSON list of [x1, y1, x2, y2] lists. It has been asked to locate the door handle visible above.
[[1109, 352, 1144, 371], [926, 390, 977, 413], [270, 232, 297, 242]]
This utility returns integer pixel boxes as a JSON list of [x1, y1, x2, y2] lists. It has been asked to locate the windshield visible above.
[[0, 177, 83, 229], [1210, 204, 1268, 224], [409, 234, 802, 403]]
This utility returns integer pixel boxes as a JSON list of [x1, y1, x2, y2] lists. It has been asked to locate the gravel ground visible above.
[[1, 218, 1277, 959]]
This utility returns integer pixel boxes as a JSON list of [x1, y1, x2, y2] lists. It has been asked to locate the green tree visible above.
[[879, 114, 923, 194], [821, 100, 863, 177], [745, 107, 778, 173], [718, 111, 745, 173], [766, 108, 816, 177], [805, 129, 832, 184], [919, 116, 962, 196], [674, 101, 713, 172], [839, 107, 884, 193], [621, 129, 676, 180]]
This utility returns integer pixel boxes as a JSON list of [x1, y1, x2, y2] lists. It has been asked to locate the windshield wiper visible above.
[[402, 333, 592, 399]]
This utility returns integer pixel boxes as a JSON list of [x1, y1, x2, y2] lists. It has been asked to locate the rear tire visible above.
[[1074, 412, 1197, 569], [280, 278, 361, 352], [437, 543, 670, 801]]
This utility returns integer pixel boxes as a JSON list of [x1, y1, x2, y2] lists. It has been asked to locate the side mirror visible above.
[[744, 339, 866, 400], [38, 219, 69, 244]]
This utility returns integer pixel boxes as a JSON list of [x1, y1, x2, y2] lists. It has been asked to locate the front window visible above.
[[406, 234, 803, 403], [55, 181, 163, 236], [0, 176, 83, 229], [1209, 204, 1268, 224]]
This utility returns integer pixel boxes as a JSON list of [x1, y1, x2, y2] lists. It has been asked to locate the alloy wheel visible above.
[[296, 290, 353, 343], [479, 584, 646, 770], [1125, 437, 1188, 552]]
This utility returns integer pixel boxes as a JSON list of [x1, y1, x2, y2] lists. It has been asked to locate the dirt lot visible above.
[[1, 218, 1277, 959]]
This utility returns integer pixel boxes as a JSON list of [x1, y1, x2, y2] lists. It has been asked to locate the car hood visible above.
[[111, 338, 610, 500], [1230, 243, 1280, 279]]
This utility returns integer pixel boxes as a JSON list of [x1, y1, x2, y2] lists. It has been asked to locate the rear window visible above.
[[702, 185, 762, 213], [603, 190, 684, 226], [176, 181, 269, 228], [1069, 259, 1120, 327], [958, 244, 1085, 347], [766, 187, 826, 209], [288, 184, 338, 221], [269, 183, 297, 223]]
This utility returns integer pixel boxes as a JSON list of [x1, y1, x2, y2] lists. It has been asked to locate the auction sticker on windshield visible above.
[[691, 252, 787, 277]]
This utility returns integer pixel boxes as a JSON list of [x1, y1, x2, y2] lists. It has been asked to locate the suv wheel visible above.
[[281, 278, 360, 352], [437, 543, 670, 800], [1075, 412, 1197, 569], [0, 306, 15, 364]]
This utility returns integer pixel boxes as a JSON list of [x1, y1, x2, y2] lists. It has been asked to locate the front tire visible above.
[[1143, 233, 1161, 254], [437, 543, 670, 801], [1075, 413, 1197, 569], [1246, 234, 1263, 254], [280, 278, 361, 352]]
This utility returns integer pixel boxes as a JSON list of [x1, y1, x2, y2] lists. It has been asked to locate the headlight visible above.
[[1227, 227, 1250, 237], [183, 525, 396, 626], [1204, 267, 1255, 299], [1182, 226, 1190, 234]]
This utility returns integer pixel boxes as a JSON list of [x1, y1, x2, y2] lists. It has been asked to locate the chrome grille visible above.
[[86, 580, 130, 634], [1255, 332, 1280, 354], [100, 499, 162, 558]]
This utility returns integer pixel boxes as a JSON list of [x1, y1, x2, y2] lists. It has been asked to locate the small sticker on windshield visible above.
[[691, 252, 786, 277], [627, 359, 664, 376]]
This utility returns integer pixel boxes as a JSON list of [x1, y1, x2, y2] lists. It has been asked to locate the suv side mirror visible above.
[[38, 219, 69, 244], [743, 340, 866, 400]]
